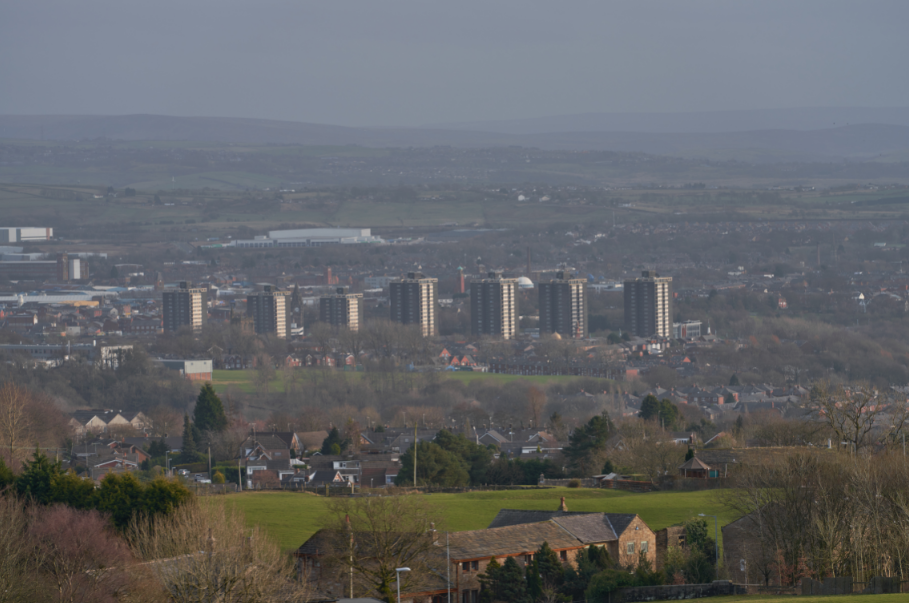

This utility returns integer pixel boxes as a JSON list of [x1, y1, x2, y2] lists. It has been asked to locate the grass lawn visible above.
[[225, 487, 734, 552], [707, 597, 903, 603]]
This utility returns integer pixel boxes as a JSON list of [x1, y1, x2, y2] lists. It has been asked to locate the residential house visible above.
[[69, 409, 149, 437], [297, 430, 329, 453]]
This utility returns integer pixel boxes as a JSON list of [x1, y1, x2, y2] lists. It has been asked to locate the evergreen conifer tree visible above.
[[499, 557, 529, 603], [478, 557, 502, 603], [526, 557, 542, 601], [193, 383, 228, 433], [320, 426, 347, 455], [535, 542, 564, 589], [181, 414, 197, 462]]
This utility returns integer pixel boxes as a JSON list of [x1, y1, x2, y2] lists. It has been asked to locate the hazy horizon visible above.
[[2, 1, 908, 128]]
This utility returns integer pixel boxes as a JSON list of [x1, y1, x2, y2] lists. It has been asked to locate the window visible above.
[[462, 592, 470, 603], [525, 554, 533, 565], [560, 550, 568, 562], [641, 541, 649, 553], [471, 560, 479, 571], [471, 590, 479, 603], [462, 562, 470, 571], [626, 542, 635, 555]]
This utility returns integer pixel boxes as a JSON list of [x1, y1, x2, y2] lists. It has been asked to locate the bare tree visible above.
[[0, 383, 32, 468], [129, 499, 306, 602], [0, 496, 32, 603], [29, 505, 155, 603], [611, 419, 685, 484], [145, 404, 183, 438], [321, 495, 443, 602], [809, 382, 909, 450], [527, 386, 546, 429]]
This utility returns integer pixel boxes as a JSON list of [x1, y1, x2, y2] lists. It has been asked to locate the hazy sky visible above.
[[2, 1, 907, 127]]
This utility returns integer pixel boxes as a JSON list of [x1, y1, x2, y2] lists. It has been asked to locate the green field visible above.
[[226, 487, 734, 552], [211, 368, 613, 394], [708, 597, 903, 603]]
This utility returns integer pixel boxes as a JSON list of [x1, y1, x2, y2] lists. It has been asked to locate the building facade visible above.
[[470, 272, 518, 339], [0, 253, 81, 282], [247, 286, 291, 338], [319, 287, 363, 331], [0, 227, 53, 243], [538, 271, 588, 338], [673, 320, 701, 339], [624, 271, 672, 338], [162, 281, 208, 333], [390, 272, 438, 337]]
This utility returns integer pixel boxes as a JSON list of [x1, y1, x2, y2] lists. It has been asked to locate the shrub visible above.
[[212, 471, 226, 484], [567, 479, 581, 488]]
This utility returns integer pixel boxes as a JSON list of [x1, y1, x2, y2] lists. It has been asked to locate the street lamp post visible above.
[[698, 513, 719, 566], [396, 567, 411, 603]]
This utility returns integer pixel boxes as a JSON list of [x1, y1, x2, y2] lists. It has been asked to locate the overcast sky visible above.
[[2, 1, 907, 127]]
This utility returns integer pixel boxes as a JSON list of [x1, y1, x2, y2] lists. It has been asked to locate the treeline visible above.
[[686, 313, 909, 387], [0, 347, 197, 413], [390, 409, 692, 487], [394, 429, 565, 487], [723, 449, 909, 585], [0, 494, 305, 602], [1, 450, 190, 531]]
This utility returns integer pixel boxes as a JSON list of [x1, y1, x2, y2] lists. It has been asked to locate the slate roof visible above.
[[309, 470, 344, 485], [246, 435, 290, 451], [268, 431, 299, 449], [487, 509, 590, 529], [679, 457, 711, 471], [448, 522, 581, 560], [551, 514, 618, 543], [297, 529, 335, 555], [297, 430, 329, 450], [603, 513, 638, 536]]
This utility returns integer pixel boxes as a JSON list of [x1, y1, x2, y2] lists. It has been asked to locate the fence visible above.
[[599, 479, 657, 493]]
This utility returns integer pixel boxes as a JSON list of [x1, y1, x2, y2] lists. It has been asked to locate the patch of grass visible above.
[[225, 487, 734, 552], [709, 597, 905, 603]]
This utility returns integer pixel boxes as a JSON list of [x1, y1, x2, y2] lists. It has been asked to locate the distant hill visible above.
[[1, 113, 908, 162], [426, 107, 909, 134]]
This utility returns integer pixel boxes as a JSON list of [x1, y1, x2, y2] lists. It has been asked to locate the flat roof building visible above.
[[390, 272, 438, 337], [470, 271, 519, 339], [0, 227, 53, 243], [624, 271, 672, 338], [320, 287, 363, 331], [247, 285, 291, 338], [163, 281, 207, 333], [539, 271, 588, 339], [673, 320, 701, 340]]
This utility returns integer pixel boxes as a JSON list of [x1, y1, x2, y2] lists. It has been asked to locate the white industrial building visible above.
[[0, 227, 53, 243], [231, 228, 383, 248]]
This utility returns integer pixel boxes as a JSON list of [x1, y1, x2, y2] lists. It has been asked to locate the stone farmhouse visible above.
[[296, 499, 656, 603]]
